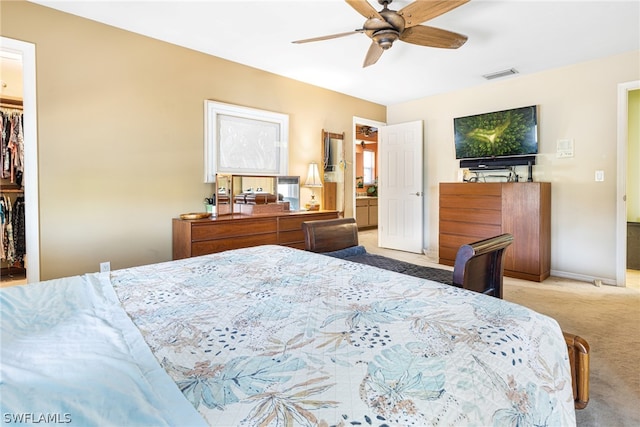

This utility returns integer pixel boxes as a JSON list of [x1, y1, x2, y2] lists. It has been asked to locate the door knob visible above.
[[412, 192, 422, 196]]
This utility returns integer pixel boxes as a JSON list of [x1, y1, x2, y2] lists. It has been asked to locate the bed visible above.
[[1, 245, 576, 426]]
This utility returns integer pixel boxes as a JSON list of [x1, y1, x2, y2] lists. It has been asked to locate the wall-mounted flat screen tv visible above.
[[454, 105, 538, 168]]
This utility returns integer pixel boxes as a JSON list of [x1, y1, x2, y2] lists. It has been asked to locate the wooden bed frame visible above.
[[564, 332, 590, 409], [302, 217, 589, 409]]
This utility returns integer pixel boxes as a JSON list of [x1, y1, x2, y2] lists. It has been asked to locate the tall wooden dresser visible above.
[[439, 182, 551, 282]]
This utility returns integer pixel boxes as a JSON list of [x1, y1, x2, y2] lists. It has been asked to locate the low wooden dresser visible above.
[[172, 210, 339, 260]]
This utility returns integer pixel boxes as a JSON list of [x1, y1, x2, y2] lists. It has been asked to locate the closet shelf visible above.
[[0, 97, 23, 109], [1, 188, 24, 194]]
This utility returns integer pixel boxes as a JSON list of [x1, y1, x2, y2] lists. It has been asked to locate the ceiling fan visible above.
[[357, 125, 378, 137], [293, 0, 470, 67]]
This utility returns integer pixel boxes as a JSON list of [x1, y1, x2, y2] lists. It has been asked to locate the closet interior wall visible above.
[[1, 99, 26, 283]]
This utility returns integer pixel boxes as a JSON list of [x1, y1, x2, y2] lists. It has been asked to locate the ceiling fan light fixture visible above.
[[372, 29, 400, 49], [482, 68, 519, 80]]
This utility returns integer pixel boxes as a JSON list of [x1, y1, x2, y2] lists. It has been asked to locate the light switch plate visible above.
[[595, 170, 605, 182]]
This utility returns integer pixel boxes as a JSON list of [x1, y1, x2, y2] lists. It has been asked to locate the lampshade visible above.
[[304, 162, 322, 187]]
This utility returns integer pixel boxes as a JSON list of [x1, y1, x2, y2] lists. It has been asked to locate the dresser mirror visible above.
[[322, 130, 345, 213], [215, 174, 299, 215]]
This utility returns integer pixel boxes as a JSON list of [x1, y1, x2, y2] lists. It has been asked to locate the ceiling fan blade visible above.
[[293, 29, 363, 44], [400, 25, 468, 49], [398, 0, 470, 28], [345, 0, 384, 20], [362, 41, 384, 68]]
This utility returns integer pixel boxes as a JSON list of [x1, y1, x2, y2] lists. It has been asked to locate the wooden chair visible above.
[[302, 217, 359, 253], [452, 233, 513, 299]]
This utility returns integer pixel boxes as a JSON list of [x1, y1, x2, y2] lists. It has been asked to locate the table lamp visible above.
[[304, 162, 322, 211]]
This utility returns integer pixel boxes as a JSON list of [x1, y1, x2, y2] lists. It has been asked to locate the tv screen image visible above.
[[454, 105, 538, 160]]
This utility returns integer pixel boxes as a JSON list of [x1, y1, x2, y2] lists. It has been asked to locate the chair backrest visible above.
[[452, 233, 513, 299], [302, 218, 359, 253]]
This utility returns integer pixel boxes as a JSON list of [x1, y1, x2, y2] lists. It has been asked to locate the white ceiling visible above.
[[29, 0, 640, 106]]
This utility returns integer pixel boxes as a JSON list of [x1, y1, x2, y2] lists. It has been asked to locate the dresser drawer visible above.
[[278, 212, 339, 232], [439, 220, 502, 238], [278, 230, 304, 245], [439, 233, 492, 252], [192, 233, 278, 255], [440, 182, 502, 196], [439, 207, 501, 226], [192, 218, 276, 240], [440, 194, 501, 210]]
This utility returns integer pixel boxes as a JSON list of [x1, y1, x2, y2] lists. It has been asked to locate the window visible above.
[[363, 150, 375, 184], [204, 100, 289, 182]]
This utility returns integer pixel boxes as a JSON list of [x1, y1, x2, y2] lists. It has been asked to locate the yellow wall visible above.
[[628, 89, 640, 222], [1, 1, 385, 279], [388, 50, 640, 282]]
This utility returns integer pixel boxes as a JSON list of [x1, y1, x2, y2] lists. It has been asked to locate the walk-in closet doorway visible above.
[[1, 37, 39, 284]]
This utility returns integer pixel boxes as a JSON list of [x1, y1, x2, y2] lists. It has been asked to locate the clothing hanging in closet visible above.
[[1, 108, 24, 187], [1, 105, 26, 266], [1, 195, 24, 265]]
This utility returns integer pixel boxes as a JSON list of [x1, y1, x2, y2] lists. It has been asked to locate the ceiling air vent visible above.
[[482, 68, 519, 80]]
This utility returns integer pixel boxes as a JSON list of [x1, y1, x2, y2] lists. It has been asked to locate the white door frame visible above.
[[616, 80, 640, 287], [1, 37, 40, 283], [352, 116, 386, 226]]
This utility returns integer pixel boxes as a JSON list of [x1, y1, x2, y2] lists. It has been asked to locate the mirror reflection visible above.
[[214, 174, 300, 215], [232, 176, 276, 195], [354, 124, 379, 230], [322, 130, 345, 213], [355, 124, 378, 197]]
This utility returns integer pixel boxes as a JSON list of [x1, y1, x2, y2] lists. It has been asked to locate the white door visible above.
[[378, 121, 424, 253]]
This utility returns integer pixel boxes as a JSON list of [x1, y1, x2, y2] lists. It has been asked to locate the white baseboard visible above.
[[426, 249, 622, 286], [550, 269, 619, 287]]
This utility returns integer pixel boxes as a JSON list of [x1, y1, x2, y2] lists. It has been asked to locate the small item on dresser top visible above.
[[203, 195, 217, 216], [204, 204, 216, 216], [179, 212, 211, 220]]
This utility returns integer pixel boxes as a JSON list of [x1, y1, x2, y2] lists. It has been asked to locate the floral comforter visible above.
[[111, 245, 576, 426]]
